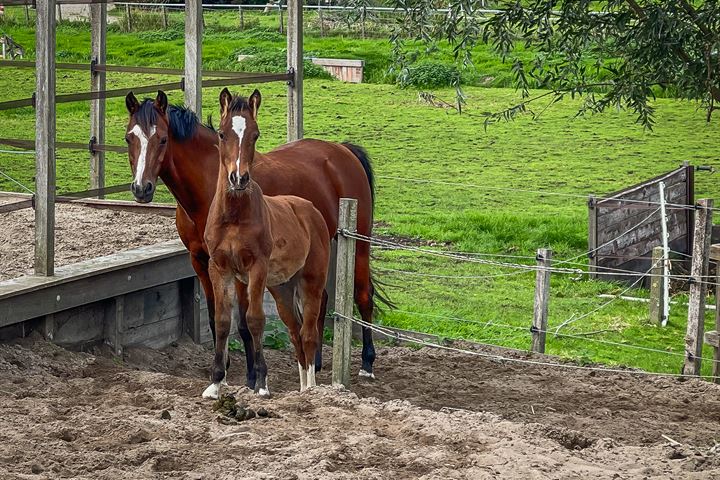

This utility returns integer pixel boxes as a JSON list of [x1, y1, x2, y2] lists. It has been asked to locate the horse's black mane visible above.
[[135, 99, 214, 142]]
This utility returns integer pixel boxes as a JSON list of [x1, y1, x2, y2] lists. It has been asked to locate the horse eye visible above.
[[254, 132, 260, 141], [160, 137, 167, 145], [219, 132, 225, 141], [124, 135, 131, 144]]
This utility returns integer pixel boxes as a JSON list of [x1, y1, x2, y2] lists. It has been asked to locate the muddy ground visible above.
[[1, 335, 720, 479], [0, 196, 177, 281]]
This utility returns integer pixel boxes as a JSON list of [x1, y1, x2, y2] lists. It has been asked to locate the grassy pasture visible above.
[[1, 10, 720, 376]]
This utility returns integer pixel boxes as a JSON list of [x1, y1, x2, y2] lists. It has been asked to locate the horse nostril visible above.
[[229, 171, 238, 185], [145, 182, 154, 194], [240, 172, 250, 185]]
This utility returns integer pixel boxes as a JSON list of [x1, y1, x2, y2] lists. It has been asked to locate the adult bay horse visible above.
[[124, 90, 384, 386], [203, 88, 329, 399]]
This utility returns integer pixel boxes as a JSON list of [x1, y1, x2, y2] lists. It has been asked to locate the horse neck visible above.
[[160, 126, 218, 229], [214, 173, 267, 226]]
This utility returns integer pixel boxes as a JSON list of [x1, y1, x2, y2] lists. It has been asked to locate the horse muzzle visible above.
[[228, 171, 250, 191], [131, 181, 155, 203]]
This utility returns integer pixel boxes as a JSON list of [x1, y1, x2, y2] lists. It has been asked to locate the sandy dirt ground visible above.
[[1, 335, 720, 479], [0, 197, 177, 281]]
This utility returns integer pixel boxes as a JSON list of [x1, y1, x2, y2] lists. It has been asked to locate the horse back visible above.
[[256, 138, 373, 239]]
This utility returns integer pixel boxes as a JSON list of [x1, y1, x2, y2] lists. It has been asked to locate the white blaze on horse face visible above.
[[230, 115, 247, 183], [129, 124, 156, 185]]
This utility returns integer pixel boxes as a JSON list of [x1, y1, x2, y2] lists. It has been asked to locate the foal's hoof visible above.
[[359, 369, 376, 380], [202, 382, 221, 399], [256, 387, 271, 398]]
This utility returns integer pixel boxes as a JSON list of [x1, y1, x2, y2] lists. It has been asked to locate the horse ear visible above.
[[125, 91, 140, 114], [219, 87, 232, 119], [249, 89, 261, 119], [154, 90, 168, 114]]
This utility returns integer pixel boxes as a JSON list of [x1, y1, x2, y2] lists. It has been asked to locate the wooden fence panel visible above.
[[588, 165, 694, 284]]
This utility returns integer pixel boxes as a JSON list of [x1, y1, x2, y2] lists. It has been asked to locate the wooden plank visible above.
[[597, 183, 687, 227], [184, 0, 203, 119], [649, 246, 664, 325], [332, 198, 357, 388], [684, 199, 713, 375], [55, 302, 106, 347], [596, 222, 687, 270], [531, 248, 552, 353], [89, 2, 107, 196], [596, 166, 686, 207], [0, 241, 194, 328], [34, 0, 56, 276], [286, 0, 303, 141], [123, 314, 183, 349]]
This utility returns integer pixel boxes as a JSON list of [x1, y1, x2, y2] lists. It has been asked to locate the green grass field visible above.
[[1, 8, 719, 376]]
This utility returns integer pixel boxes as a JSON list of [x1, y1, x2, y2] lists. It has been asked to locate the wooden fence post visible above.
[[531, 248, 552, 353], [684, 198, 713, 375], [35, 0, 56, 276], [286, 0, 303, 141], [278, 2, 284, 34], [318, 0, 324, 37], [25, 5, 30, 25], [125, 4, 132, 32], [184, 0, 203, 119], [238, 4, 244, 30], [332, 198, 357, 388], [90, 3, 107, 197], [161, 6, 168, 29], [649, 246, 665, 325], [713, 257, 720, 383]]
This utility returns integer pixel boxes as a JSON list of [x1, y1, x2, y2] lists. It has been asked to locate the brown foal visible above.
[[202, 88, 330, 398]]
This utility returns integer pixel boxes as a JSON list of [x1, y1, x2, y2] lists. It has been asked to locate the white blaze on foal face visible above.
[[129, 124, 157, 185], [229, 115, 247, 183]]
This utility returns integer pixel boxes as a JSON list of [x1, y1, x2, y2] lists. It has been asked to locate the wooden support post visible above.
[[332, 198, 357, 388], [125, 4, 132, 32], [587, 195, 597, 279], [531, 248, 552, 353], [286, 0, 303, 141], [34, 0, 56, 277], [649, 246, 665, 325], [714, 261, 720, 382], [161, 6, 168, 29], [238, 4, 244, 30], [90, 3, 106, 197], [105, 295, 125, 356], [56, 4, 62, 22], [180, 277, 202, 344], [184, 0, 203, 119], [318, 0, 324, 37], [25, 5, 30, 25], [278, 2, 284, 34], [684, 199, 713, 375], [41, 313, 54, 341]]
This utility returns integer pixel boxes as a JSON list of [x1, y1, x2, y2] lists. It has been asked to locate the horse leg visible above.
[[269, 283, 307, 391], [354, 241, 376, 379], [202, 260, 235, 399], [300, 275, 324, 389], [314, 289, 328, 372], [234, 281, 256, 389], [246, 265, 270, 397]]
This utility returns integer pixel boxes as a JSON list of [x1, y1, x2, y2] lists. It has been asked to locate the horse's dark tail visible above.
[[342, 142, 374, 206], [342, 142, 395, 312]]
